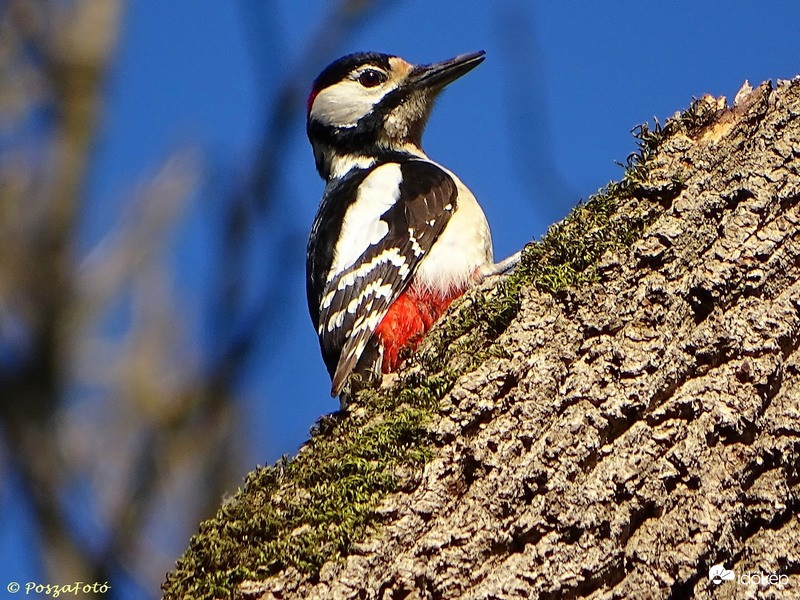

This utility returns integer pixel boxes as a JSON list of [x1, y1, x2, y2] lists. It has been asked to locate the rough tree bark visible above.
[[164, 79, 800, 599]]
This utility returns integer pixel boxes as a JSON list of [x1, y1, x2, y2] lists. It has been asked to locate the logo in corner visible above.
[[709, 563, 735, 585]]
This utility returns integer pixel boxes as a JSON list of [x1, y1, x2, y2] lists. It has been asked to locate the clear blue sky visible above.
[[3, 1, 799, 597]]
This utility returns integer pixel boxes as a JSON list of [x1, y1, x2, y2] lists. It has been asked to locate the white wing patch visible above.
[[335, 248, 409, 291], [327, 163, 403, 281], [320, 289, 336, 311], [347, 280, 392, 314], [408, 228, 424, 256], [320, 249, 409, 314], [325, 309, 346, 334]]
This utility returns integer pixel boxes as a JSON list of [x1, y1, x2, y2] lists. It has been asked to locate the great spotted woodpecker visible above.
[[306, 51, 518, 399]]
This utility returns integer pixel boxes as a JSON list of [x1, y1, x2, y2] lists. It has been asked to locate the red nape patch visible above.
[[306, 88, 320, 115], [375, 286, 465, 373]]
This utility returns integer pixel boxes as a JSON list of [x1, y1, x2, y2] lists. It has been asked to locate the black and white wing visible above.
[[306, 159, 457, 396]]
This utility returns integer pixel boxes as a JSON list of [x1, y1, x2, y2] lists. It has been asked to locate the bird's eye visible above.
[[358, 69, 387, 88]]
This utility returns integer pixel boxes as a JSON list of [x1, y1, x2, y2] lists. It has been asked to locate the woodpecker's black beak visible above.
[[407, 51, 486, 93]]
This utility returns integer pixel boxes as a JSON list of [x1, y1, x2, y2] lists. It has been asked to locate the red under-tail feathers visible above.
[[374, 286, 464, 372]]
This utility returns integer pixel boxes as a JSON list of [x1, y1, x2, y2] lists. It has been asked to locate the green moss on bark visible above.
[[162, 97, 722, 599]]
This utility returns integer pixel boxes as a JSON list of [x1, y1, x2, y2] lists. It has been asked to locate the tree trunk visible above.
[[163, 79, 800, 599]]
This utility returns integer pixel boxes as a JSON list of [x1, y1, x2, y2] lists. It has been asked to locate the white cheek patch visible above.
[[311, 79, 393, 128], [328, 163, 403, 279]]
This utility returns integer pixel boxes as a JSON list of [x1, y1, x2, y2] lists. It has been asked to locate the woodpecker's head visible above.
[[306, 50, 485, 179]]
